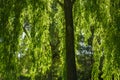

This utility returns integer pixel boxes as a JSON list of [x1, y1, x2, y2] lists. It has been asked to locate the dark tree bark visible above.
[[64, 0, 77, 80]]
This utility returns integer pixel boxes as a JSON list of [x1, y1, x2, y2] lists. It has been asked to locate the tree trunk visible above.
[[64, 0, 77, 80]]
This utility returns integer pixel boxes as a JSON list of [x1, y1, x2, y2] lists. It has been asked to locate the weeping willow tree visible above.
[[0, 0, 52, 79], [0, 0, 64, 79], [19, 0, 52, 79], [89, 0, 120, 80], [0, 0, 120, 80], [84, 0, 120, 80], [73, 0, 120, 80]]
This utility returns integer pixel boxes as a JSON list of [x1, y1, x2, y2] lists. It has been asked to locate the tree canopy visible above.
[[0, 0, 120, 80]]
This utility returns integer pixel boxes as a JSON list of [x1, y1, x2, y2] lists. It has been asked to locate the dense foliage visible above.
[[0, 0, 120, 80]]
